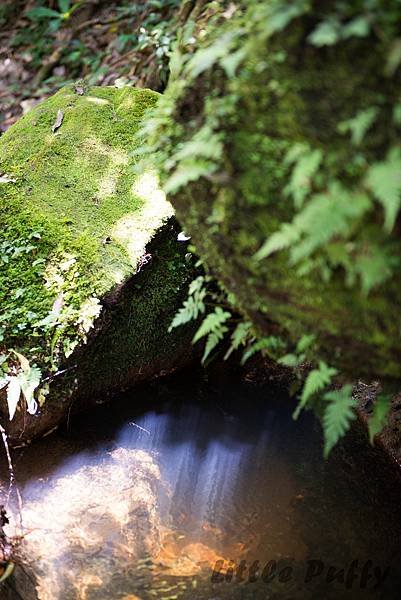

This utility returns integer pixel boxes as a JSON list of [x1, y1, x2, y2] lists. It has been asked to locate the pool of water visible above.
[[1, 370, 401, 599]]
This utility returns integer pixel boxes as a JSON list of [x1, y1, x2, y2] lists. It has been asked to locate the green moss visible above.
[[149, 1, 401, 382], [0, 85, 189, 377]]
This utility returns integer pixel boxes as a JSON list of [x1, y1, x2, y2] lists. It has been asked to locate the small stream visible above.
[[1, 370, 401, 599]]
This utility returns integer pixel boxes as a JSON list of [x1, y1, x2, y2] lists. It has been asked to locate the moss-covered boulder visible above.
[[0, 85, 195, 444], [144, 0, 401, 383]]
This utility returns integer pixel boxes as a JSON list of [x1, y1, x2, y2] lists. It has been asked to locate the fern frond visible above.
[[293, 361, 338, 420], [278, 353, 304, 367], [224, 321, 252, 360], [354, 245, 397, 294], [203, 327, 228, 364], [368, 394, 391, 443], [255, 183, 371, 263], [338, 106, 378, 146], [192, 306, 231, 344], [284, 148, 323, 208], [254, 224, 301, 260], [165, 160, 216, 194], [365, 146, 401, 231], [323, 384, 356, 457], [241, 335, 284, 364], [290, 185, 371, 263], [168, 281, 207, 332], [296, 333, 316, 354]]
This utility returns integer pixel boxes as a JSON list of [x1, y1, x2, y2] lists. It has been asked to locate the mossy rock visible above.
[[0, 85, 195, 444], [154, 1, 401, 383]]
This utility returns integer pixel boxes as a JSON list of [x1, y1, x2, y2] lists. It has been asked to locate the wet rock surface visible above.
[[6, 448, 162, 599]]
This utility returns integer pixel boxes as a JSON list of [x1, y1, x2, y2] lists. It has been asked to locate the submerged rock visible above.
[[0, 86, 195, 444], [6, 448, 162, 599]]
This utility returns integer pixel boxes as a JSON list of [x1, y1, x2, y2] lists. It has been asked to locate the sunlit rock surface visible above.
[[9, 448, 162, 599], [0, 86, 195, 444]]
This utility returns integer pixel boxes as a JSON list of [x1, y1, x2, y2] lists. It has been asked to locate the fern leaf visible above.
[[296, 333, 316, 354], [278, 353, 304, 367], [338, 107, 378, 146], [188, 276, 206, 295], [165, 160, 216, 194], [168, 288, 206, 331], [290, 185, 371, 263], [255, 184, 371, 262], [308, 19, 341, 46], [192, 307, 231, 344], [354, 245, 397, 294], [365, 146, 401, 231], [224, 321, 252, 360], [241, 335, 284, 364], [264, 4, 307, 36], [285, 148, 323, 208], [368, 394, 391, 443], [293, 361, 338, 420], [171, 132, 223, 164], [323, 384, 356, 457], [284, 143, 310, 165], [254, 224, 301, 260], [342, 16, 370, 39], [202, 327, 228, 364], [186, 31, 235, 77]]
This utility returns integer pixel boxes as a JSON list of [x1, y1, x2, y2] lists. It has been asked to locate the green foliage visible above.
[[308, 11, 371, 47], [368, 394, 391, 443], [293, 361, 338, 420], [142, 0, 401, 453], [185, 31, 238, 77], [338, 107, 378, 146], [255, 182, 371, 266], [365, 147, 401, 232], [224, 321, 252, 360], [9, 0, 180, 98], [168, 275, 207, 330], [170, 274, 287, 366], [322, 385, 356, 458], [308, 18, 341, 47], [277, 333, 316, 369], [139, 0, 401, 307], [0, 350, 41, 420], [308, 13, 370, 47], [284, 144, 323, 208], [25, 0, 84, 36], [169, 274, 234, 364], [242, 335, 285, 365], [193, 306, 231, 363], [296, 333, 316, 354]]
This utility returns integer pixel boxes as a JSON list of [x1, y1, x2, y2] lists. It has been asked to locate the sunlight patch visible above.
[[111, 171, 173, 267], [85, 96, 110, 105], [82, 138, 129, 201]]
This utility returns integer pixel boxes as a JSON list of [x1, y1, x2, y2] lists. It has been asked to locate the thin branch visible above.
[[0, 424, 23, 532]]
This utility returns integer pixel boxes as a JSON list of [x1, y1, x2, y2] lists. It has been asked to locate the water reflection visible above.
[[2, 374, 401, 599]]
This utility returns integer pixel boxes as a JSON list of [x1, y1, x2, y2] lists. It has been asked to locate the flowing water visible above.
[[1, 371, 401, 599]]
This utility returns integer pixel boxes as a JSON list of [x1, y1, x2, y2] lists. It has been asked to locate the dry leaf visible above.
[[52, 109, 64, 133], [0, 174, 16, 183], [7, 377, 21, 421]]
